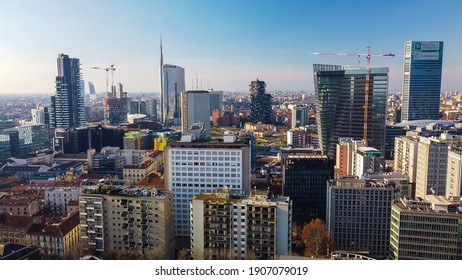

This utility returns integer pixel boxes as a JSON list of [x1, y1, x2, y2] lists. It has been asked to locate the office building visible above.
[[79, 180, 174, 259], [326, 177, 394, 259], [291, 104, 309, 130], [160, 40, 185, 124], [390, 196, 462, 260], [249, 79, 272, 124], [105, 83, 128, 126], [281, 153, 334, 223], [393, 136, 419, 183], [190, 188, 291, 260], [164, 140, 250, 237], [49, 53, 86, 129], [88, 81, 96, 101], [0, 133, 11, 160], [209, 91, 223, 114], [415, 135, 453, 198], [401, 41, 444, 121], [181, 90, 211, 137], [314, 64, 388, 158], [3, 125, 50, 157], [446, 143, 462, 197]]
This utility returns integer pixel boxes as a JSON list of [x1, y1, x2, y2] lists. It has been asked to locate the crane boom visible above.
[[313, 47, 394, 142]]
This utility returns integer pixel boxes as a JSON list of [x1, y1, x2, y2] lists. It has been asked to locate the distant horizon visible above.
[[2, 1, 462, 93]]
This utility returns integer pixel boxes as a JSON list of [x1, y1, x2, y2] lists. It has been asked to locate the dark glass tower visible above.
[[249, 79, 272, 124], [49, 54, 85, 129], [314, 64, 388, 158], [401, 41, 443, 121], [281, 154, 334, 224]]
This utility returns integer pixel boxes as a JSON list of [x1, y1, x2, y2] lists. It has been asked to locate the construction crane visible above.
[[91, 64, 116, 93], [124, 124, 142, 150], [313, 47, 394, 142]]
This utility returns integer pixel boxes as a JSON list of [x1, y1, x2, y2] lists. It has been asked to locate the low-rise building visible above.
[[26, 211, 80, 258], [0, 199, 40, 217], [44, 187, 81, 215], [123, 160, 156, 184], [0, 215, 34, 244]]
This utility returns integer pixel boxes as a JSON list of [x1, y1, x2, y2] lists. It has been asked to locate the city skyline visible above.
[[1, 0, 462, 94]]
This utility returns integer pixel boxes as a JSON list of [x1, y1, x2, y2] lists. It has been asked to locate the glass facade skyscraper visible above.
[[314, 64, 388, 158], [49, 53, 86, 129], [401, 41, 443, 121]]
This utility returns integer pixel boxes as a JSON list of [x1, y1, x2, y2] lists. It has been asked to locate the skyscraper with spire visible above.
[[159, 38, 185, 125]]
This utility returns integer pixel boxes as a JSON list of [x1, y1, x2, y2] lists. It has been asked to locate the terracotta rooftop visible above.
[[0, 214, 33, 229], [0, 199, 35, 206], [67, 200, 79, 207], [27, 211, 80, 238]]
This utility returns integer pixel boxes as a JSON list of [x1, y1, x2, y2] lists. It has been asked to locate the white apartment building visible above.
[[44, 187, 81, 215], [164, 139, 250, 237]]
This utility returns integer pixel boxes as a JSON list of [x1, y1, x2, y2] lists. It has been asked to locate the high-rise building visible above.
[[190, 188, 292, 260], [415, 135, 452, 198], [390, 196, 462, 260], [362, 172, 412, 199], [393, 136, 419, 183], [160, 39, 185, 125], [401, 41, 444, 121], [31, 107, 46, 125], [79, 180, 174, 259], [291, 104, 309, 130], [49, 53, 86, 129], [326, 177, 394, 259], [249, 79, 272, 124], [164, 140, 250, 238], [446, 143, 462, 197], [209, 91, 223, 115], [105, 83, 128, 126], [181, 90, 211, 137], [281, 152, 334, 223], [314, 64, 388, 158]]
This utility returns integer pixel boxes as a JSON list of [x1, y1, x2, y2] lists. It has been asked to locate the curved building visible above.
[[314, 64, 388, 158]]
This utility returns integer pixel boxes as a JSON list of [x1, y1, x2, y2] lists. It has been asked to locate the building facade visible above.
[[164, 141, 250, 237], [393, 136, 419, 183], [190, 189, 291, 260], [390, 196, 462, 260], [446, 143, 462, 197], [415, 135, 452, 198], [281, 153, 334, 223], [181, 90, 211, 137], [314, 64, 388, 158], [326, 177, 394, 259], [79, 180, 174, 259], [249, 79, 272, 124], [401, 41, 444, 121], [49, 53, 86, 129]]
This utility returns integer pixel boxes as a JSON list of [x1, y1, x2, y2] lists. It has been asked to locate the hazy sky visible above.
[[1, 0, 462, 94]]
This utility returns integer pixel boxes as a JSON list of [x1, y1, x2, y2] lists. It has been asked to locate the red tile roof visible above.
[[0, 215, 33, 229]]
